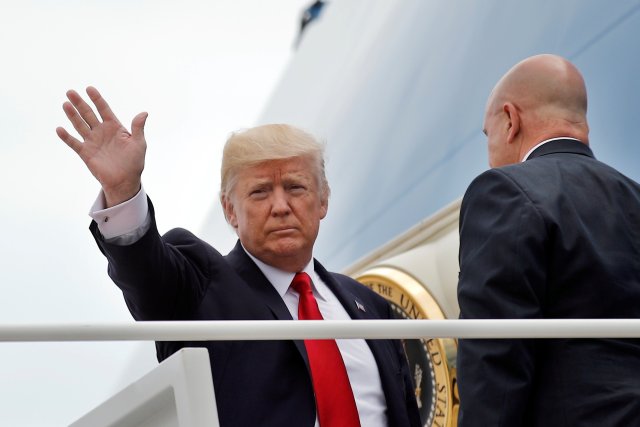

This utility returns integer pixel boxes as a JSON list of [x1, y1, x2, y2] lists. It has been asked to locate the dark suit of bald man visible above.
[[457, 138, 640, 426]]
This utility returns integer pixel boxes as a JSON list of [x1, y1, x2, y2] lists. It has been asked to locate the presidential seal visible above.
[[356, 267, 458, 427]]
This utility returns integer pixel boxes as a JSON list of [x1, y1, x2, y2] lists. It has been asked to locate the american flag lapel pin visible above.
[[355, 300, 366, 312]]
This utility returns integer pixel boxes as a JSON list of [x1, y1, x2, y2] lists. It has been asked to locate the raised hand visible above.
[[56, 87, 148, 207]]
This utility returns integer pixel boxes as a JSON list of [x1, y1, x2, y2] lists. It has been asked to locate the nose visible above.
[[271, 187, 291, 216]]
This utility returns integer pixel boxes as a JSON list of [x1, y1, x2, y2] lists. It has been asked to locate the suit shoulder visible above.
[[162, 227, 215, 249], [331, 272, 390, 307], [163, 227, 199, 241], [162, 227, 225, 264], [463, 166, 527, 205], [330, 271, 369, 290], [465, 166, 521, 192]]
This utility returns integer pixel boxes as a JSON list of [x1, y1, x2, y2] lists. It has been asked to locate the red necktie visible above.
[[291, 272, 361, 427]]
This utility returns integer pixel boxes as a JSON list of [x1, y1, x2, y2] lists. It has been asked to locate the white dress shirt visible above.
[[89, 188, 388, 427]]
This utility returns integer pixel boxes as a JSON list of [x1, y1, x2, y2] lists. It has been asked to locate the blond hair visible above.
[[220, 123, 329, 198]]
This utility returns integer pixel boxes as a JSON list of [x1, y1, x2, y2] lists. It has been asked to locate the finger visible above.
[[56, 126, 83, 155], [86, 86, 119, 123], [131, 112, 148, 140], [66, 89, 101, 129], [62, 101, 91, 139]]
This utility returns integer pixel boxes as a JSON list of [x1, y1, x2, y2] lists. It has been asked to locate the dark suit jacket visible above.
[[456, 139, 640, 426], [90, 203, 420, 427]]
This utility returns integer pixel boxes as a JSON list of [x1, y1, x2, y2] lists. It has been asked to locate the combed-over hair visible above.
[[220, 124, 329, 200]]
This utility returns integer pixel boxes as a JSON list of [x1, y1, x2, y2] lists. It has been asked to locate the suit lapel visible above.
[[314, 260, 402, 410], [226, 241, 293, 321], [314, 259, 372, 320], [225, 247, 396, 375], [226, 241, 309, 364]]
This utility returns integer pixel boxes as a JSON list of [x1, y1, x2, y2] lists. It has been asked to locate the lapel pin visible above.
[[355, 300, 366, 312]]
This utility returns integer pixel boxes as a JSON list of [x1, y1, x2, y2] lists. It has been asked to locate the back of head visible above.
[[220, 123, 328, 197], [489, 54, 589, 147]]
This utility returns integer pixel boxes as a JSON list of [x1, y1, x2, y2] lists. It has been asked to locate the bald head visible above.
[[492, 54, 587, 122], [484, 54, 590, 167]]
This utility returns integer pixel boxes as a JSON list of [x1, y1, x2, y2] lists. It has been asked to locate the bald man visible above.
[[456, 54, 640, 426]]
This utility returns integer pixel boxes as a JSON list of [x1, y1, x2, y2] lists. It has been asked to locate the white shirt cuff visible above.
[[89, 187, 149, 240]]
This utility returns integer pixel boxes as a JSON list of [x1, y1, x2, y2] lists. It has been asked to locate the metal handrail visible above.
[[1, 319, 639, 342]]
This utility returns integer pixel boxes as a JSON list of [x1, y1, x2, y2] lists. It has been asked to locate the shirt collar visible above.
[[521, 137, 582, 162], [241, 244, 327, 300]]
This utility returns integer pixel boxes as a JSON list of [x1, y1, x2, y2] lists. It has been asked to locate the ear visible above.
[[319, 187, 329, 220], [221, 194, 239, 228], [503, 102, 520, 145]]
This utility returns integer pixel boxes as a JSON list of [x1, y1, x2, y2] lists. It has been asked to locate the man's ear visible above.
[[320, 195, 329, 220], [221, 194, 238, 228], [503, 102, 520, 145], [319, 186, 330, 220]]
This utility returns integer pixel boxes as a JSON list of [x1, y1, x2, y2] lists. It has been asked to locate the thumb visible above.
[[131, 112, 148, 140]]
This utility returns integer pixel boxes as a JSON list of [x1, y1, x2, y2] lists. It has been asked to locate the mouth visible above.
[[270, 226, 297, 234]]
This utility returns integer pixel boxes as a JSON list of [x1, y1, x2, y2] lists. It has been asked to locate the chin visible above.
[[272, 239, 308, 256], [274, 244, 303, 257]]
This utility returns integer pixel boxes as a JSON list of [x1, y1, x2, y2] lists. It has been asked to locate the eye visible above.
[[288, 183, 307, 194], [249, 187, 268, 199]]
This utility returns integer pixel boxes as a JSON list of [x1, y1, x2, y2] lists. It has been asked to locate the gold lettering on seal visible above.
[[355, 269, 456, 427], [433, 383, 448, 426], [377, 283, 393, 298], [427, 339, 442, 366], [399, 292, 423, 319]]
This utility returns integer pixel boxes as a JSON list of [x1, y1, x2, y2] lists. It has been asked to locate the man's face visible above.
[[223, 156, 328, 272]]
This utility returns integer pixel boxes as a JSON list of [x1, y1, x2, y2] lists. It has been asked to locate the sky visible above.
[[0, 1, 311, 425]]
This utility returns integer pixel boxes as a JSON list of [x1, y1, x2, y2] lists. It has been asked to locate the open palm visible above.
[[56, 86, 148, 207]]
